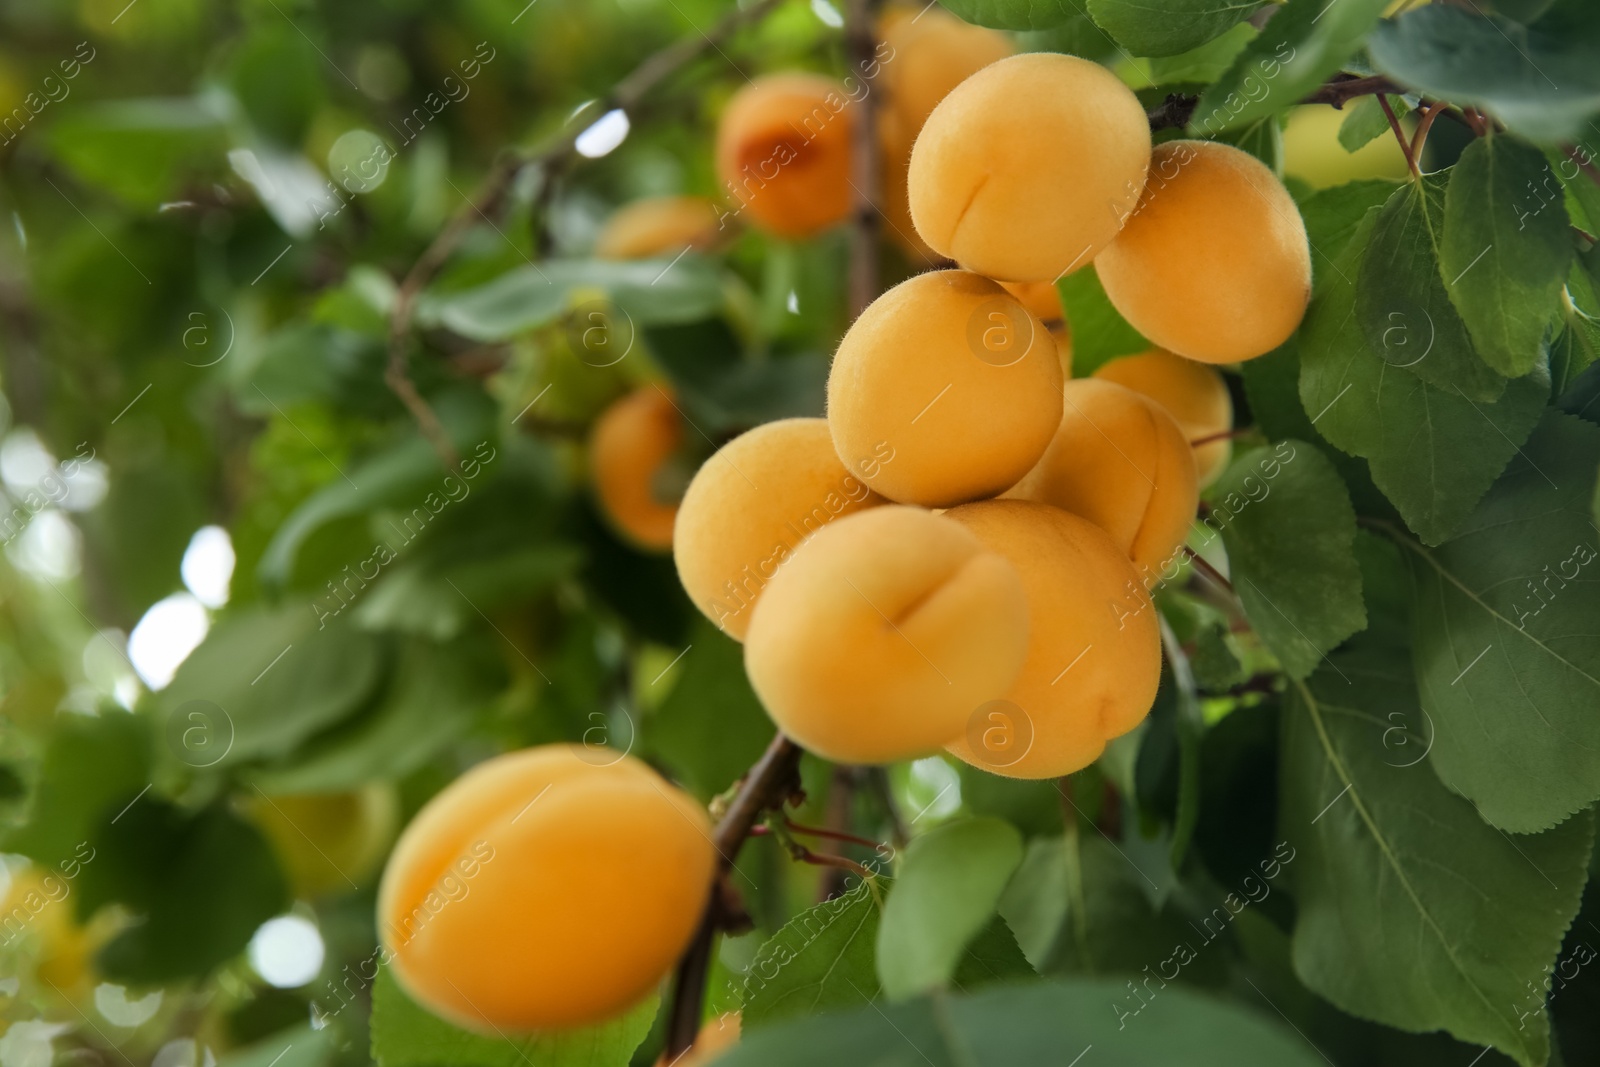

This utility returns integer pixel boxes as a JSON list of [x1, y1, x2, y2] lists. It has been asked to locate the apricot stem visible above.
[[1409, 101, 1448, 171], [1378, 94, 1421, 180], [1182, 545, 1235, 594], [785, 816, 885, 852]]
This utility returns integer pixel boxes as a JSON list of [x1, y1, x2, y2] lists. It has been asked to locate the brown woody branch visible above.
[[385, 0, 786, 467], [665, 733, 805, 1058], [1146, 74, 1407, 133], [845, 0, 883, 320]]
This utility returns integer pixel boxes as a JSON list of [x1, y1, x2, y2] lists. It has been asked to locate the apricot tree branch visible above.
[[1145, 74, 1407, 133], [845, 0, 883, 319], [386, 0, 786, 467], [666, 733, 805, 1058]]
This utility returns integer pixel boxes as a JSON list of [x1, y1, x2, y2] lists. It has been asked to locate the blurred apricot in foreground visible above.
[[1096, 140, 1311, 364], [594, 195, 723, 259], [590, 386, 684, 551], [1093, 349, 1233, 486], [744, 506, 1028, 764], [944, 500, 1160, 780], [378, 745, 714, 1032], [716, 73, 855, 238], [674, 418, 884, 640]]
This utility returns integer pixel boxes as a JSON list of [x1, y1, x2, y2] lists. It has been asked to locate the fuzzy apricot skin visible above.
[[377, 745, 715, 1033], [744, 506, 1029, 765], [1008, 379, 1198, 576], [827, 270, 1063, 507], [589, 387, 682, 552], [1095, 140, 1312, 364], [943, 500, 1160, 780], [1093, 349, 1233, 487], [876, 5, 1013, 263], [715, 73, 855, 239], [674, 418, 884, 641], [907, 53, 1152, 282], [594, 196, 723, 260]]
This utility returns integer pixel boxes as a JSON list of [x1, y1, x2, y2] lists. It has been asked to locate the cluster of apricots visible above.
[[379, 12, 1312, 1050]]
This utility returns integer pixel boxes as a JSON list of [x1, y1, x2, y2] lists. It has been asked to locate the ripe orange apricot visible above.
[[876, 5, 1013, 263], [594, 195, 723, 260], [1008, 379, 1198, 577], [715, 73, 855, 239], [589, 386, 684, 552], [906, 53, 1151, 282], [1095, 140, 1311, 364], [1093, 349, 1233, 486], [251, 783, 399, 898], [744, 506, 1029, 765], [827, 270, 1062, 507], [943, 500, 1160, 779], [378, 745, 714, 1033], [674, 418, 884, 640]]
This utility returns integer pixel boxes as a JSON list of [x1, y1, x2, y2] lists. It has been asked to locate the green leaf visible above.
[[1191, 621, 1247, 690], [418, 258, 725, 342], [1, 711, 151, 868], [1144, 22, 1258, 84], [950, 916, 1035, 990], [1357, 176, 1507, 402], [742, 879, 883, 1028], [1552, 321, 1600, 403], [218, 1025, 334, 1067], [875, 817, 1023, 1001], [1396, 411, 1600, 833], [370, 969, 654, 1067], [1283, 639, 1595, 1065], [1339, 95, 1410, 153], [251, 637, 503, 794], [713, 977, 1328, 1066], [156, 606, 385, 768], [1297, 180, 1405, 274], [648, 621, 777, 802], [1441, 135, 1573, 376], [1299, 208, 1550, 544], [1189, 0, 1390, 135], [934, 0, 1082, 31], [77, 800, 289, 983], [1369, 5, 1600, 144], [353, 543, 581, 640], [1059, 265, 1147, 377], [48, 97, 228, 207], [1207, 442, 1365, 678], [1085, 0, 1261, 58]]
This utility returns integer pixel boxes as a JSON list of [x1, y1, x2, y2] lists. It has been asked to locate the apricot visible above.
[[674, 418, 884, 640], [251, 783, 400, 898], [590, 386, 684, 552], [1008, 379, 1198, 577], [906, 53, 1151, 282], [378, 745, 714, 1033], [743, 506, 1029, 765], [827, 270, 1062, 507], [715, 73, 855, 239], [943, 500, 1161, 779], [1093, 349, 1233, 486], [593, 195, 723, 260], [876, 5, 1013, 263], [1095, 140, 1311, 364]]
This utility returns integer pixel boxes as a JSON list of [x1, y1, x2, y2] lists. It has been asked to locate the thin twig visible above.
[[1378, 94, 1420, 179], [1182, 544, 1235, 594], [665, 733, 804, 1058], [1410, 101, 1447, 170], [385, 0, 786, 467], [845, 0, 882, 319], [1147, 75, 1407, 133]]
